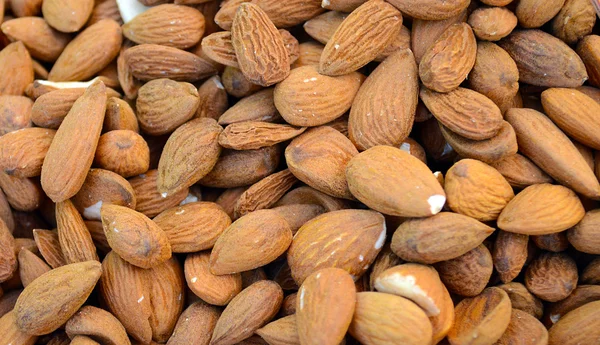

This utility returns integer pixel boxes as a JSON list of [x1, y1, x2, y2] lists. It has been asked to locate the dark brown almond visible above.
[[525, 252, 578, 302], [493, 230, 529, 283]]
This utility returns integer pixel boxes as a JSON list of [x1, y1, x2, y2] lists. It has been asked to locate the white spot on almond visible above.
[[428, 194, 446, 215], [83, 201, 103, 220], [374, 225, 386, 250]]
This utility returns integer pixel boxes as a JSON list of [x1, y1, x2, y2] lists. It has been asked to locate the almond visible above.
[[93, 130, 149, 178], [166, 301, 220, 345], [287, 209, 386, 284], [56, 199, 99, 263], [221, 66, 263, 98], [505, 108, 600, 198], [303, 11, 347, 45], [319, 0, 402, 76], [42, 0, 94, 32], [532, 232, 569, 252], [498, 184, 585, 235], [525, 252, 578, 302], [0, 17, 70, 62], [0, 42, 34, 96], [233, 169, 297, 218], [210, 280, 283, 345], [493, 231, 529, 283], [256, 314, 299, 345], [250, 0, 324, 28], [348, 49, 418, 150], [157, 117, 222, 195], [217, 88, 279, 126], [184, 250, 242, 306], [387, 0, 469, 20], [577, 35, 600, 88], [40, 81, 107, 202], [568, 209, 600, 254], [498, 282, 544, 319], [516, 0, 566, 29], [272, 204, 325, 235], [0, 310, 37, 345], [0, 128, 55, 178], [65, 306, 129, 345], [87, 0, 123, 27], [123, 4, 205, 49], [544, 285, 600, 326], [496, 309, 548, 345], [274, 65, 363, 126], [32, 229, 66, 269], [548, 300, 600, 345], [48, 19, 122, 82], [346, 145, 446, 217], [209, 209, 292, 275], [103, 98, 138, 132], [489, 153, 553, 189], [0, 173, 43, 211], [31, 88, 85, 129], [349, 292, 432, 345], [411, 10, 467, 63], [468, 7, 517, 41], [14, 261, 102, 335], [292, 41, 325, 69], [214, 0, 246, 30], [0, 219, 16, 283], [435, 244, 493, 297], [231, 3, 289, 86], [0, 95, 33, 135], [8, 0, 43, 17], [196, 76, 229, 120], [219, 122, 305, 150], [552, 0, 596, 44], [100, 204, 171, 269], [0, 190, 14, 233], [275, 185, 350, 212], [391, 212, 494, 264], [447, 287, 512, 345]]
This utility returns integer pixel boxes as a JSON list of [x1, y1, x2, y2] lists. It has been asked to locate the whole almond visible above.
[[548, 300, 600, 345], [123, 4, 205, 49], [210, 209, 292, 274], [0, 173, 43, 211], [231, 3, 289, 86], [419, 23, 476, 93], [256, 314, 299, 345], [544, 285, 600, 326], [210, 280, 283, 345], [87, 0, 123, 27], [346, 145, 446, 217], [349, 292, 432, 345], [248, 0, 324, 28], [221, 66, 263, 98], [303, 11, 347, 45], [468, 7, 517, 41], [435, 244, 493, 297], [272, 204, 325, 234], [56, 199, 99, 263], [104, 97, 139, 133], [41, 81, 106, 202], [65, 306, 130, 345], [93, 130, 149, 178], [196, 76, 229, 120], [568, 209, 600, 254], [532, 232, 569, 252], [391, 212, 494, 264], [14, 261, 102, 335], [496, 309, 548, 345], [387, 0, 468, 20], [552, 0, 596, 45], [411, 10, 467, 63], [275, 185, 351, 211], [498, 282, 544, 319], [31, 88, 85, 129], [100, 204, 171, 269], [0, 310, 37, 345], [493, 231, 529, 283], [505, 108, 600, 199], [349, 49, 418, 150], [0, 42, 34, 96], [48, 20, 122, 82], [319, 0, 402, 76], [184, 251, 242, 306], [287, 209, 386, 284], [525, 252, 578, 302], [0, 128, 55, 178], [166, 301, 220, 345], [218, 88, 279, 126], [274, 65, 363, 126], [577, 35, 600, 88], [490, 154, 553, 189], [157, 117, 222, 196], [42, 0, 93, 32], [0, 219, 16, 283], [0, 95, 33, 135], [219, 121, 305, 150], [296, 268, 356, 345], [233, 169, 297, 218], [498, 183, 585, 235], [32, 229, 66, 269], [516, 0, 566, 28], [0, 17, 70, 62], [293, 41, 325, 68]]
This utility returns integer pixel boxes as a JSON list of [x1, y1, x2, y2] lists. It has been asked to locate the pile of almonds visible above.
[[2, 0, 600, 344]]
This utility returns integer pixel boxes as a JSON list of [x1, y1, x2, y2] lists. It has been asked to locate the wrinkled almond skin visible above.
[[0, 219, 17, 283], [411, 10, 467, 64], [31, 88, 84, 130], [0, 17, 70, 62], [33, 229, 66, 269], [577, 35, 600, 88], [48, 20, 122, 82], [296, 268, 356, 345], [346, 146, 446, 217], [42, 0, 93, 33], [505, 108, 600, 199], [0, 173, 43, 212], [256, 314, 299, 345], [41, 81, 107, 203], [233, 169, 297, 218], [525, 252, 578, 302], [445, 159, 514, 221], [286, 126, 357, 200], [231, 3, 289, 86], [498, 184, 585, 235], [218, 88, 278, 125], [56, 199, 99, 263], [219, 121, 305, 150], [490, 154, 553, 189], [494, 231, 529, 283], [448, 287, 512, 345], [274, 65, 364, 127], [184, 251, 242, 306], [166, 301, 220, 345], [196, 76, 229, 120], [157, 117, 222, 195], [498, 29, 587, 88], [94, 130, 150, 178], [210, 281, 283, 345], [419, 23, 476, 93], [65, 306, 130, 345], [498, 282, 544, 319], [544, 285, 600, 326], [435, 244, 493, 297], [349, 292, 432, 345], [548, 300, 600, 345], [551, 0, 596, 45], [0, 42, 34, 96], [387, 0, 469, 20], [123, 4, 205, 49], [496, 309, 548, 345], [14, 261, 102, 335], [319, 0, 402, 76], [101, 204, 172, 269], [516, 0, 566, 29], [349, 49, 418, 151], [0, 128, 55, 178], [391, 212, 494, 264]]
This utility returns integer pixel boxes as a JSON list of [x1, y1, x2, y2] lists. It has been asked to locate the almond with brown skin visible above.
[[275, 185, 350, 212], [274, 65, 363, 126], [249, 0, 324, 28], [256, 314, 299, 345], [292, 41, 325, 68], [231, 3, 289, 86], [0, 42, 34, 96], [490, 153, 553, 189], [218, 88, 278, 126], [296, 268, 356, 345], [544, 285, 600, 326], [184, 250, 242, 306], [468, 7, 517, 42], [0, 173, 43, 211], [499, 29, 587, 87], [419, 23, 476, 93], [157, 117, 222, 196], [233, 169, 297, 218], [219, 122, 305, 150], [444, 159, 514, 221], [214, 0, 246, 30], [0, 190, 14, 233], [435, 244, 493, 297], [0, 17, 70, 62], [568, 209, 600, 254], [505, 108, 600, 198], [104, 98, 138, 133], [87, 0, 123, 27], [496, 309, 548, 345], [0, 96, 33, 136], [0, 219, 16, 283], [65, 306, 130, 345], [319, 0, 402, 76], [525, 252, 578, 302], [498, 282, 544, 319], [303, 11, 347, 45], [123, 4, 205, 49], [349, 49, 418, 151], [31, 88, 84, 129], [18, 248, 50, 287], [577, 35, 600, 88], [154, 202, 231, 253], [494, 231, 529, 283], [551, 0, 596, 45], [210, 280, 283, 345], [541, 88, 600, 149], [41, 81, 107, 203], [221, 66, 263, 98], [285, 127, 357, 200], [94, 130, 149, 178], [136, 79, 200, 136], [166, 301, 220, 345], [411, 10, 467, 64], [391, 212, 494, 264], [14, 261, 102, 335], [56, 199, 99, 264], [346, 146, 446, 217], [48, 20, 122, 82], [516, 0, 566, 29], [498, 184, 585, 235], [100, 204, 171, 269], [0, 128, 55, 178], [287, 209, 386, 284], [447, 287, 512, 345], [386, 0, 468, 20], [42, 0, 93, 32], [532, 232, 569, 252], [548, 300, 600, 345], [32, 229, 66, 269], [0, 310, 37, 345], [271, 204, 325, 235], [349, 292, 432, 345], [210, 209, 292, 275]]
